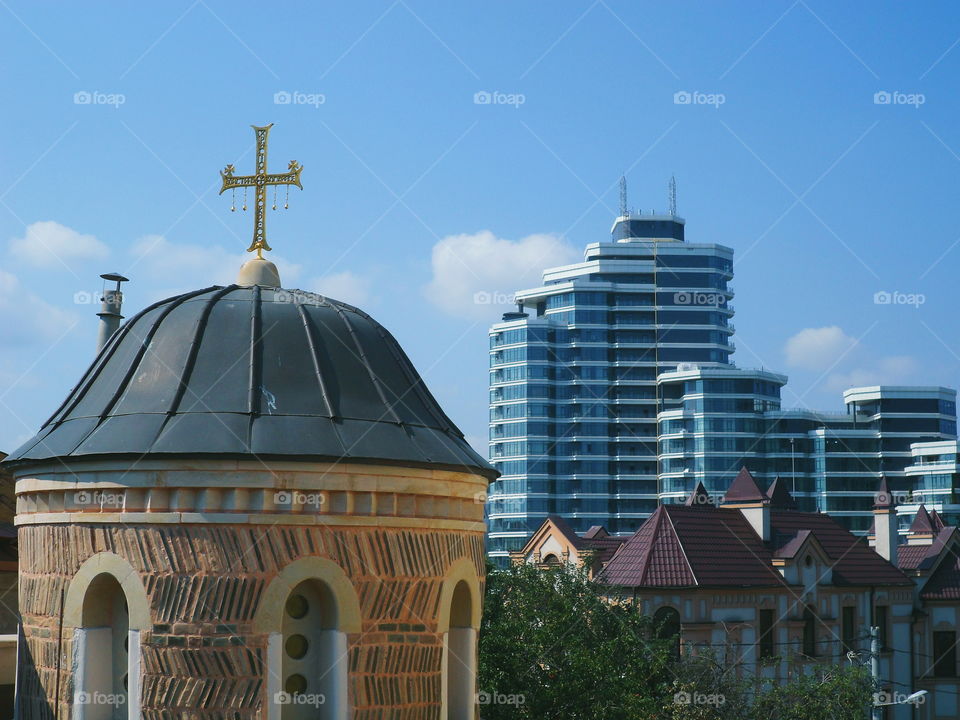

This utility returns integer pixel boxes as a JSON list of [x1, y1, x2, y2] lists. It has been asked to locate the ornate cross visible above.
[[220, 123, 303, 258]]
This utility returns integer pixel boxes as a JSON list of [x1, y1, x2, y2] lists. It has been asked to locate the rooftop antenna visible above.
[[96, 272, 129, 352], [619, 174, 628, 217], [668, 175, 677, 216]]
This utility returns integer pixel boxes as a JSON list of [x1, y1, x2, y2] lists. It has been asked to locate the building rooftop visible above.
[[4, 285, 496, 479]]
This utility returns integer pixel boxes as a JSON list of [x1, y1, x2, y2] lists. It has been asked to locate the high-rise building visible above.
[[657, 370, 956, 533], [486, 192, 958, 563], [487, 203, 736, 563]]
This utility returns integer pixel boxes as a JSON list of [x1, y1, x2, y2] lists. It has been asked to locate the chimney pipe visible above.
[[96, 272, 129, 352]]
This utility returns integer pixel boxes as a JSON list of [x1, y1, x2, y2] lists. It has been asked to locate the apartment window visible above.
[[841, 606, 856, 652], [876, 606, 889, 650], [802, 605, 817, 657], [653, 607, 681, 658], [933, 631, 957, 677], [758, 609, 775, 659]]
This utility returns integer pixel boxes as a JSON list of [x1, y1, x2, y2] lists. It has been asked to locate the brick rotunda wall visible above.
[[18, 522, 485, 720]]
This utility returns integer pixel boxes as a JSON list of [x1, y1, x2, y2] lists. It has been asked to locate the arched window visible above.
[[653, 606, 681, 658], [541, 554, 560, 566], [279, 580, 346, 720], [445, 580, 475, 720], [76, 573, 129, 720]]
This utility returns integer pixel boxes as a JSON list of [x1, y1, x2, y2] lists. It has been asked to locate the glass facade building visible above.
[[899, 440, 960, 531], [486, 209, 959, 563], [487, 212, 735, 563]]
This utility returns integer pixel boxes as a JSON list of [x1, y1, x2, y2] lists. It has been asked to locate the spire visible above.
[[723, 467, 767, 504], [668, 175, 677, 216], [910, 505, 935, 535], [685, 480, 712, 507], [931, 509, 946, 532], [765, 476, 798, 510], [874, 478, 894, 508], [619, 174, 628, 217]]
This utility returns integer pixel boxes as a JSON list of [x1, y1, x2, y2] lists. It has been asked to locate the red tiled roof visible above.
[[598, 503, 910, 589], [930, 509, 946, 532], [920, 541, 960, 600], [910, 505, 935, 534], [598, 505, 787, 589], [542, 515, 624, 563], [766, 476, 798, 510], [723, 467, 767, 503], [898, 544, 934, 571], [770, 511, 911, 586]]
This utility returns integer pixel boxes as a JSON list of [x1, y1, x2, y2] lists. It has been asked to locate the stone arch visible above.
[[64, 552, 150, 631], [256, 556, 360, 720], [253, 556, 361, 634], [64, 552, 148, 719], [436, 557, 482, 633]]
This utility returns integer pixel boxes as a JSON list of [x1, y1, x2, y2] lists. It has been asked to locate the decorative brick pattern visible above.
[[19, 522, 484, 718]]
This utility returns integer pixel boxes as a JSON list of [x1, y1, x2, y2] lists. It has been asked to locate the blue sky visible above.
[[1, 1, 959, 454]]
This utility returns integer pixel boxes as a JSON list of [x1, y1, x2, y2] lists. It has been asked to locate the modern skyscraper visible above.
[[487, 199, 736, 563], [486, 188, 958, 563]]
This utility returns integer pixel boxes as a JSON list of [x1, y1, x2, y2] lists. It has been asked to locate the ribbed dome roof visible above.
[[5, 285, 495, 479]]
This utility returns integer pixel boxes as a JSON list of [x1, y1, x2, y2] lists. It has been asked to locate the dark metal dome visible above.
[[5, 285, 495, 479]]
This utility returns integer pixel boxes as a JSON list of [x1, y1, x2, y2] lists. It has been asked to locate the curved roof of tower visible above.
[[4, 285, 496, 479]]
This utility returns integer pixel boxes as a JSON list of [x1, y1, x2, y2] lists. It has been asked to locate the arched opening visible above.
[[541, 553, 560, 566], [445, 580, 475, 720], [653, 606, 681, 658], [279, 579, 346, 720], [76, 573, 130, 719]]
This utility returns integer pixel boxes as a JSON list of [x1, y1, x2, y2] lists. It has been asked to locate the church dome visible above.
[[5, 284, 495, 479]]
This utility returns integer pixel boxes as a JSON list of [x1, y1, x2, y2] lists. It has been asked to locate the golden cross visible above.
[[219, 123, 303, 258]]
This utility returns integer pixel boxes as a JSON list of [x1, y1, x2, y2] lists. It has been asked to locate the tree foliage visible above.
[[478, 562, 874, 720]]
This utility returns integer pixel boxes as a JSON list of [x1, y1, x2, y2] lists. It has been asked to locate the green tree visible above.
[[479, 561, 875, 720], [478, 561, 674, 719]]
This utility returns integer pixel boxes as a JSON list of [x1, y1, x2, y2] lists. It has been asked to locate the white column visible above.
[[317, 630, 347, 719], [447, 628, 476, 720], [126, 630, 140, 720], [72, 628, 112, 720], [266, 632, 282, 720]]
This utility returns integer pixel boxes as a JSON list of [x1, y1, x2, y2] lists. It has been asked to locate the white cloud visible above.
[[9, 221, 108, 268], [0, 269, 77, 345], [310, 271, 373, 307], [128, 235, 302, 298], [424, 230, 578, 318], [784, 326, 858, 371], [825, 355, 920, 392]]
